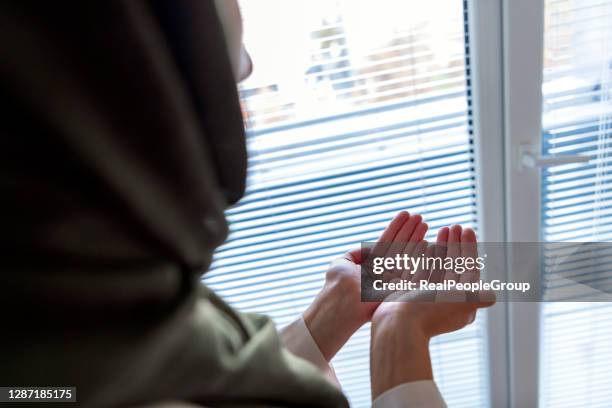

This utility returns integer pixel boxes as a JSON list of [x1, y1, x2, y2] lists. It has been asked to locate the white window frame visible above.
[[468, 0, 545, 407]]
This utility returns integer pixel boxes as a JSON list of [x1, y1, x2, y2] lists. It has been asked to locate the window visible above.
[[540, 0, 612, 406], [205, 1, 488, 406]]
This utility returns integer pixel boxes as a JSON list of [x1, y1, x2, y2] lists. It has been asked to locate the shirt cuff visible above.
[[279, 317, 340, 388], [373, 380, 447, 408]]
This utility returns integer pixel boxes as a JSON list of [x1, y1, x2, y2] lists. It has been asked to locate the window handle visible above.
[[519, 143, 590, 169]]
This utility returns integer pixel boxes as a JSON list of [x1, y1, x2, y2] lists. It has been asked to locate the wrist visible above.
[[304, 280, 365, 361], [372, 302, 427, 336], [370, 307, 433, 400], [371, 307, 430, 356]]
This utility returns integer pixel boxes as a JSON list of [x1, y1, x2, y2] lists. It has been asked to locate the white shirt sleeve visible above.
[[279, 317, 341, 388], [372, 380, 447, 408], [280, 317, 447, 408]]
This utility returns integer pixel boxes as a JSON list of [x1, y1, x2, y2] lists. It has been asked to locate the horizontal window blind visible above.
[[540, 0, 612, 406], [206, 1, 488, 406]]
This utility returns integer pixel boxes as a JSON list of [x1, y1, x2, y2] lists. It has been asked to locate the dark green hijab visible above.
[[0, 2, 348, 407], [0, 0, 247, 318]]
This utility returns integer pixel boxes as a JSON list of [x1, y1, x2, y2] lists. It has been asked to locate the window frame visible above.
[[469, 0, 546, 406], [501, 0, 545, 407], [465, 0, 509, 406]]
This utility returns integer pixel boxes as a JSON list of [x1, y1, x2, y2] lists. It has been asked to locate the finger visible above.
[[402, 239, 427, 279], [372, 211, 410, 257], [429, 227, 449, 283], [402, 222, 429, 259], [459, 228, 478, 283], [410, 240, 430, 283], [444, 224, 462, 282], [468, 311, 476, 324], [446, 224, 462, 258], [418, 243, 436, 283], [346, 248, 362, 264], [411, 222, 429, 244], [388, 215, 422, 246], [383, 215, 423, 265], [388, 220, 426, 281], [379, 211, 410, 242], [435, 227, 449, 257], [475, 289, 496, 307]]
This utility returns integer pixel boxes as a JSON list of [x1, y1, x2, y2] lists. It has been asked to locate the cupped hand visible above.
[[303, 211, 428, 361], [369, 224, 495, 399]]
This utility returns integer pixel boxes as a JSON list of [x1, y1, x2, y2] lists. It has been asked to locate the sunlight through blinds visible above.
[[206, 1, 488, 406], [540, 0, 612, 406]]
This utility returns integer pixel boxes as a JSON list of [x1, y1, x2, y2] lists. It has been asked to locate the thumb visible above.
[[345, 248, 364, 264], [473, 289, 496, 308]]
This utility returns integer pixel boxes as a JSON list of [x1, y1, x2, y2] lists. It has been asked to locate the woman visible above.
[[0, 1, 493, 406]]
